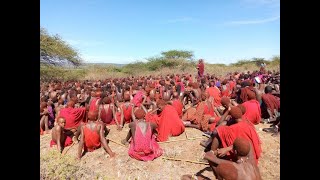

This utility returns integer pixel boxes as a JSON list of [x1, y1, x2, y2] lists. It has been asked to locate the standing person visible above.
[[197, 59, 205, 79]]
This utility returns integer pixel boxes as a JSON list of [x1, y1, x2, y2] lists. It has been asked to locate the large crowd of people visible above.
[[40, 60, 280, 179]]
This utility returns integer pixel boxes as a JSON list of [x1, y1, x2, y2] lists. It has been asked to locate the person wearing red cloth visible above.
[[146, 99, 185, 142], [59, 101, 87, 141], [77, 111, 116, 159], [168, 92, 183, 118], [202, 106, 262, 165], [182, 138, 261, 180], [197, 59, 205, 79], [118, 93, 134, 127], [121, 109, 163, 161], [205, 81, 222, 107], [261, 85, 280, 123], [232, 91, 261, 125], [50, 117, 73, 153]]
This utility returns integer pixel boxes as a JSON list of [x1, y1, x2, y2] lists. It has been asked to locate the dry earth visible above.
[[40, 123, 280, 180]]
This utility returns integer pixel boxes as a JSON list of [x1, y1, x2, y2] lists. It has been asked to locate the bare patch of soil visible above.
[[40, 123, 279, 180]]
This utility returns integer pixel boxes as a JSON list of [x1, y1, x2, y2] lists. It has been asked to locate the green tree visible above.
[[251, 57, 268, 67], [160, 50, 194, 60], [40, 27, 82, 66]]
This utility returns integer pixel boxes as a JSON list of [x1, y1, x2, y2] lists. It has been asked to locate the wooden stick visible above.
[[202, 133, 210, 138], [162, 157, 209, 165], [62, 141, 75, 156], [107, 138, 126, 147], [158, 137, 203, 144], [185, 131, 189, 139]]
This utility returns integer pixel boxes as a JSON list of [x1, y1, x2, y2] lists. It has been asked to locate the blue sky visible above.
[[40, 0, 280, 64]]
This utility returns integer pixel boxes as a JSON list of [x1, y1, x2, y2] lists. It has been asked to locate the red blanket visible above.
[[172, 99, 183, 118], [59, 107, 86, 129], [83, 125, 101, 152], [262, 93, 280, 115], [242, 100, 261, 125], [50, 136, 73, 147], [122, 103, 133, 123], [206, 87, 221, 107], [128, 122, 163, 161], [156, 105, 185, 142], [216, 120, 262, 164]]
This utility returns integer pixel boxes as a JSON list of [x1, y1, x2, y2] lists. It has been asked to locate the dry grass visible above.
[[40, 123, 279, 180], [80, 64, 280, 80]]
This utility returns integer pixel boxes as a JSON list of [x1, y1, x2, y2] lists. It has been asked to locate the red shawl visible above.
[[262, 93, 280, 115], [172, 99, 183, 118], [59, 107, 86, 129], [242, 100, 261, 125], [216, 120, 262, 164], [156, 105, 185, 142]]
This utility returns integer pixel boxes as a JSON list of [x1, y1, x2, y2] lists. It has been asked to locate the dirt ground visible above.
[[40, 123, 280, 180]]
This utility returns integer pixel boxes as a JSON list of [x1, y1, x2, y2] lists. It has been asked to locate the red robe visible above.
[[242, 100, 262, 125], [83, 125, 101, 152], [122, 103, 133, 123], [148, 105, 185, 142], [172, 99, 183, 118], [221, 84, 231, 97], [229, 81, 236, 91], [89, 97, 100, 112], [59, 107, 86, 129], [206, 87, 222, 107], [197, 62, 204, 77], [145, 112, 159, 124], [50, 136, 73, 147], [261, 93, 280, 116], [128, 122, 163, 161], [216, 120, 262, 164], [132, 91, 144, 107]]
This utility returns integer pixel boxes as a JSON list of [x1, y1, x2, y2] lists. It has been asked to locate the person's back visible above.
[[216, 141, 261, 180], [99, 97, 114, 125], [83, 122, 101, 151], [126, 109, 163, 161], [122, 101, 133, 123], [171, 92, 183, 118], [242, 94, 261, 125], [205, 83, 222, 107], [215, 107, 262, 164], [156, 100, 185, 141], [60, 101, 86, 130], [77, 111, 116, 159], [261, 85, 280, 120], [129, 121, 162, 161]]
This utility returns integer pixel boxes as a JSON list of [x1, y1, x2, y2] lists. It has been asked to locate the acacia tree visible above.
[[161, 50, 194, 60], [40, 27, 82, 66]]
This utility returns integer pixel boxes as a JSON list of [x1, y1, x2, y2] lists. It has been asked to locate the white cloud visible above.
[[226, 16, 280, 25]]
